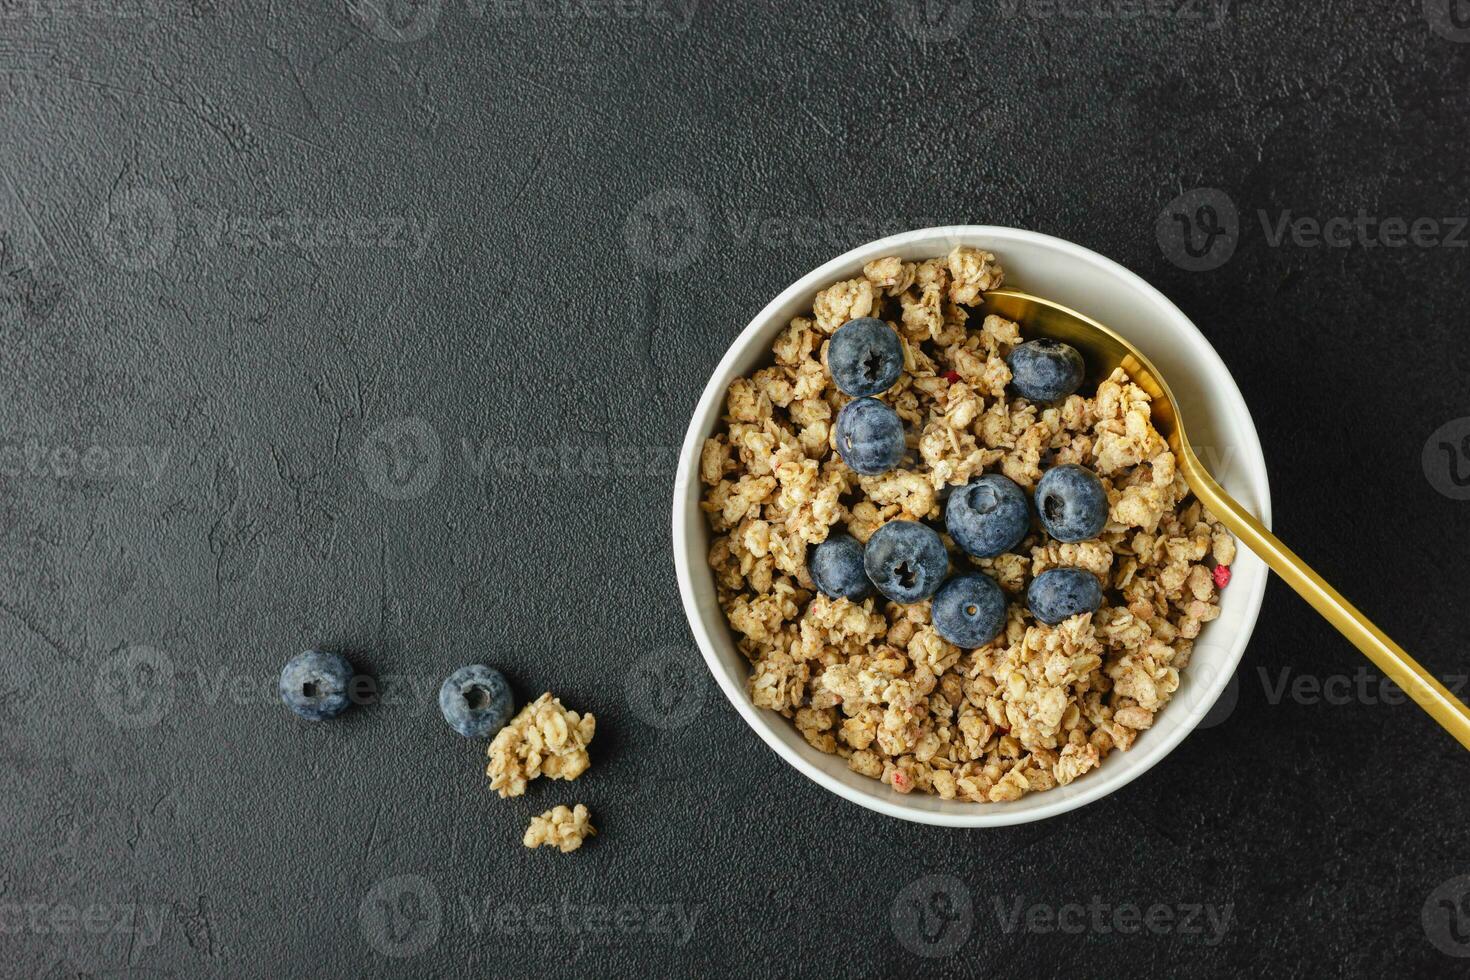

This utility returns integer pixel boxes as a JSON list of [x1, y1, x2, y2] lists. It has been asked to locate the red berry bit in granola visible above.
[[1213, 564, 1231, 590]]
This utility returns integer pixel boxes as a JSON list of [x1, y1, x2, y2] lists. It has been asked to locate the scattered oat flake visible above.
[[1213, 565, 1231, 589], [522, 804, 596, 853]]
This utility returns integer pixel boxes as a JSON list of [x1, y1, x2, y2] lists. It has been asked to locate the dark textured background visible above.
[[3, 0, 1470, 976]]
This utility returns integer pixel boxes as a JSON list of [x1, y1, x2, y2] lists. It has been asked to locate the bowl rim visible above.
[[672, 225, 1271, 827]]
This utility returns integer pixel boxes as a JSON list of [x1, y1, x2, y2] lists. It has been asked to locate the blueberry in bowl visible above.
[[809, 532, 874, 600], [678, 236, 1264, 822], [835, 397, 906, 476], [863, 520, 948, 603], [1035, 463, 1109, 542], [946, 473, 1030, 558], [1006, 338, 1085, 402], [932, 572, 1007, 648], [279, 650, 354, 721], [828, 317, 903, 397], [1027, 567, 1104, 626], [438, 664, 515, 738]]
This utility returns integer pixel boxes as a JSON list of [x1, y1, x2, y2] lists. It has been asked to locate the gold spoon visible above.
[[982, 287, 1470, 751]]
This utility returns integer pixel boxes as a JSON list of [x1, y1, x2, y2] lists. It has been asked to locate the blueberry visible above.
[[945, 474, 1030, 558], [828, 317, 904, 397], [809, 533, 874, 601], [438, 665, 515, 738], [279, 650, 354, 721], [931, 573, 1007, 648], [1027, 567, 1104, 626], [1035, 464, 1109, 542], [835, 397, 906, 476], [863, 520, 948, 603], [1007, 339, 1085, 402]]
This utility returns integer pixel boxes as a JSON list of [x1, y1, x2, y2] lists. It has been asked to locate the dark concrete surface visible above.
[[3, 0, 1470, 976]]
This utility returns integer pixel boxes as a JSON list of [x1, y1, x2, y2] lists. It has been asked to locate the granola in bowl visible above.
[[697, 247, 1236, 804]]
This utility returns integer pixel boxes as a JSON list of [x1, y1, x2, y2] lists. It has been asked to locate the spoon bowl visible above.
[[984, 287, 1470, 752]]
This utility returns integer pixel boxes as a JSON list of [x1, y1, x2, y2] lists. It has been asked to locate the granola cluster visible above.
[[486, 692, 597, 799], [523, 804, 597, 853], [699, 247, 1235, 803]]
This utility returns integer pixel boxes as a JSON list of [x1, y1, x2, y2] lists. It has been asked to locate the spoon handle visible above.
[[1183, 452, 1470, 750]]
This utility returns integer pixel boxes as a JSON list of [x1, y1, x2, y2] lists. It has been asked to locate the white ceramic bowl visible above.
[[672, 227, 1271, 827]]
